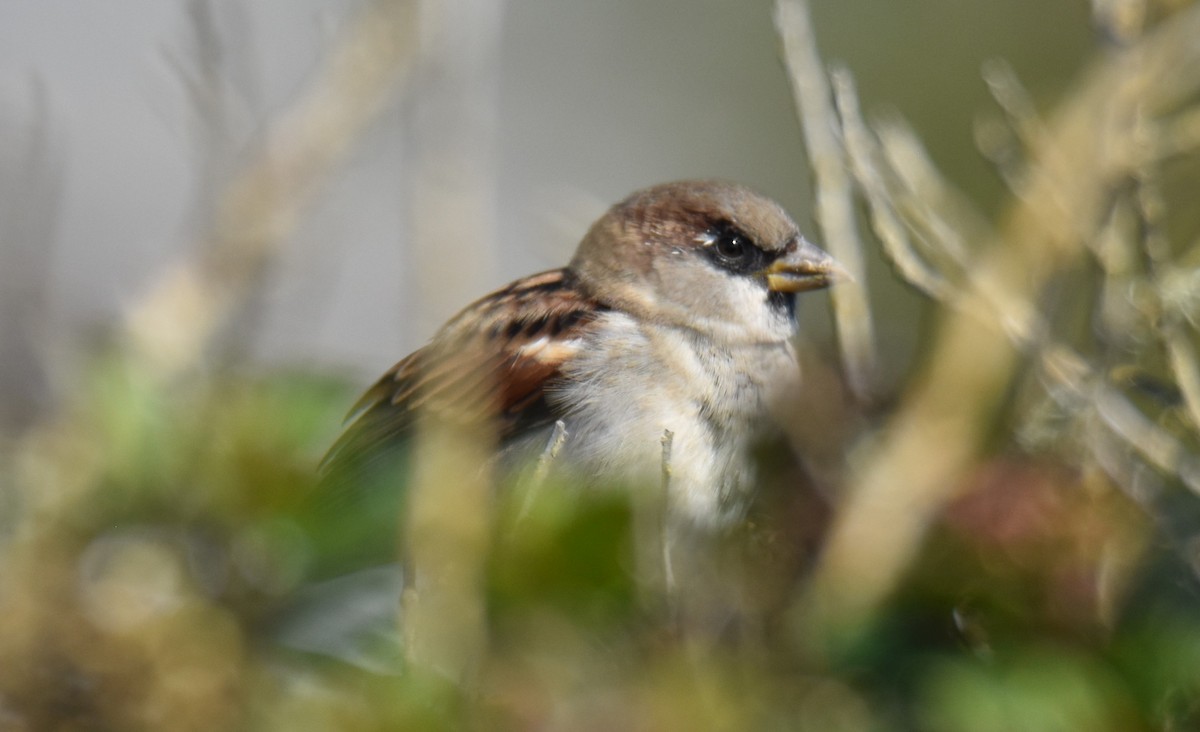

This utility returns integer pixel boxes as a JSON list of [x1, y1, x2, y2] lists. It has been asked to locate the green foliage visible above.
[[489, 482, 638, 631], [5, 354, 1200, 730]]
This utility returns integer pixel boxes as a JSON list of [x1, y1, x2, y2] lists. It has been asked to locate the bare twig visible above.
[[874, 121, 984, 270], [1039, 346, 1200, 496], [168, 0, 270, 365], [981, 59, 1047, 154], [775, 0, 878, 403], [0, 75, 62, 433], [126, 0, 419, 381], [795, 4, 1200, 651], [1164, 329, 1200, 432], [660, 427, 675, 494], [659, 428, 676, 591], [516, 420, 569, 523], [832, 69, 956, 301]]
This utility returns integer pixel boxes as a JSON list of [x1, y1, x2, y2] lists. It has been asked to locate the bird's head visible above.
[[571, 180, 842, 344]]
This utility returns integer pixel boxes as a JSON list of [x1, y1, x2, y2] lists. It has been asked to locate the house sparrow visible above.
[[322, 180, 840, 531]]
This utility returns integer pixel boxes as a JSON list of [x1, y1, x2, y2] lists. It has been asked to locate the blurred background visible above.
[[0, 0, 1090, 406], [6, 1, 1200, 730]]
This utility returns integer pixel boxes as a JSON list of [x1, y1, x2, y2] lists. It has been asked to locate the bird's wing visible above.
[[320, 269, 605, 478]]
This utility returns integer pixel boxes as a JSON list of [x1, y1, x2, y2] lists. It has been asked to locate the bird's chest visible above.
[[552, 315, 796, 526]]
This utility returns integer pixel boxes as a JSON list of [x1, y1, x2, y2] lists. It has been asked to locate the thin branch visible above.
[[125, 0, 420, 382], [794, 4, 1200, 652], [1163, 328, 1200, 433], [981, 58, 1046, 152], [775, 0, 878, 403], [660, 428, 676, 591], [1040, 346, 1200, 495], [874, 120, 984, 271], [0, 75, 62, 432], [516, 420, 568, 523], [832, 68, 955, 302]]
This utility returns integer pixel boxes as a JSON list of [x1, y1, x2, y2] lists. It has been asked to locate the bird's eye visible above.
[[714, 233, 748, 261], [702, 224, 765, 275]]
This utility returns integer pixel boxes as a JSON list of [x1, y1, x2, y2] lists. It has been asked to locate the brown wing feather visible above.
[[320, 269, 604, 475]]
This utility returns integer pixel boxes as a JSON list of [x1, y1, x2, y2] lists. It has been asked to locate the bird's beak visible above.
[[764, 238, 848, 293]]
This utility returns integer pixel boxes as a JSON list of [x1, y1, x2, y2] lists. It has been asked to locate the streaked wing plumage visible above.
[[320, 269, 604, 478]]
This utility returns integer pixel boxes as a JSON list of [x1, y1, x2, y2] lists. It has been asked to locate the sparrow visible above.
[[321, 180, 840, 534]]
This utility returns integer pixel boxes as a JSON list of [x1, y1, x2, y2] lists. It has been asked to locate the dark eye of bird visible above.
[[705, 223, 767, 275], [715, 232, 748, 260]]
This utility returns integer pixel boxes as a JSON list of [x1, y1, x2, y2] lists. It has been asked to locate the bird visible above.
[[320, 179, 841, 542]]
